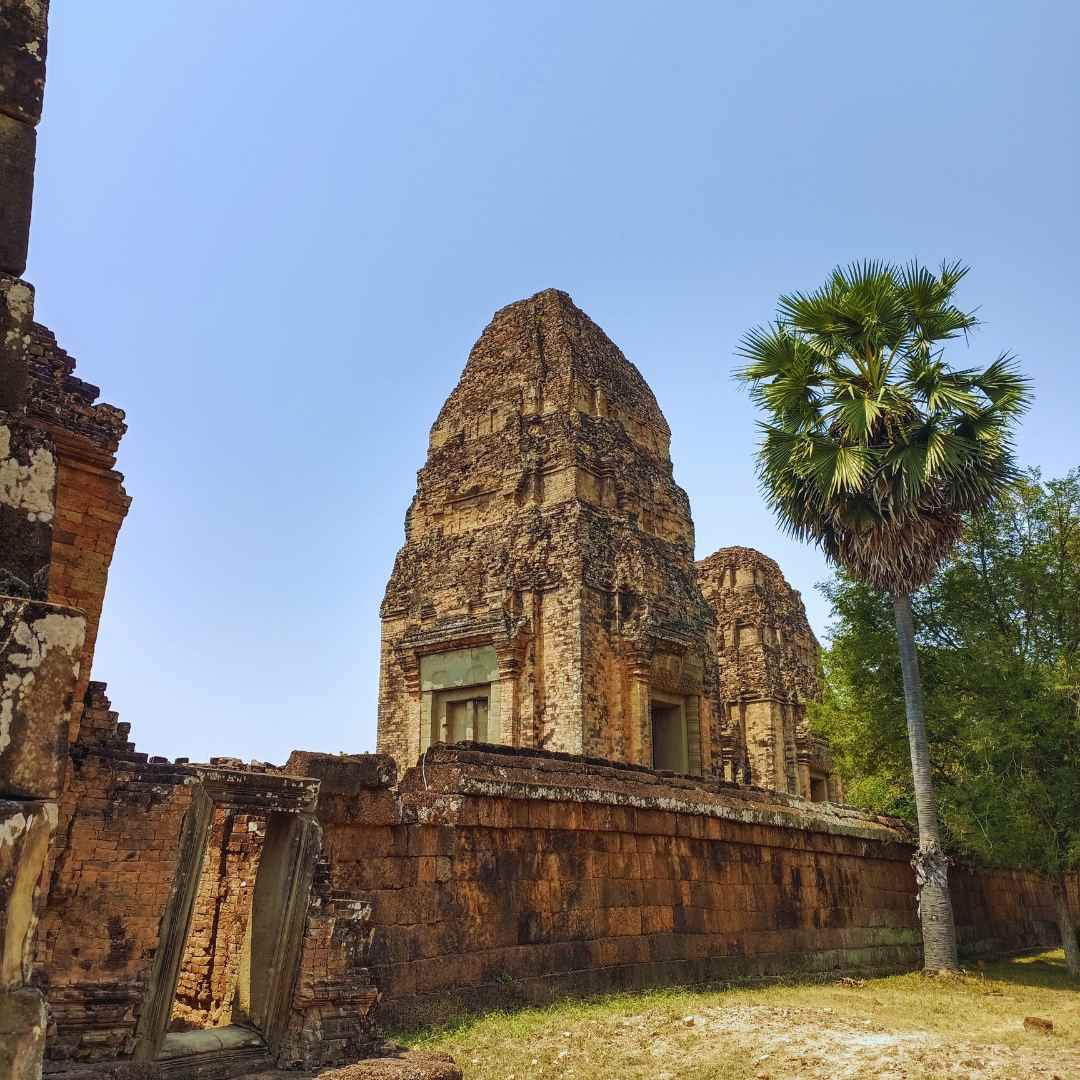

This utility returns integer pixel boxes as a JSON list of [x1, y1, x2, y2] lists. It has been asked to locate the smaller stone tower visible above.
[[696, 547, 840, 801]]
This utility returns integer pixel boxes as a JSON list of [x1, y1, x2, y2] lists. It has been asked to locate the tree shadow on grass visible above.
[[977, 949, 1079, 993]]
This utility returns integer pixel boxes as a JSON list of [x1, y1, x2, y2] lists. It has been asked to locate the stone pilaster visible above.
[[494, 645, 521, 747]]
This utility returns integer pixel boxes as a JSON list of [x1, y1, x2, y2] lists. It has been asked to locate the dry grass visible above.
[[395, 950, 1080, 1080]]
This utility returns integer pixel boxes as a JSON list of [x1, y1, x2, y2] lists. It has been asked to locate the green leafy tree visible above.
[[814, 472, 1080, 974], [735, 260, 1031, 972]]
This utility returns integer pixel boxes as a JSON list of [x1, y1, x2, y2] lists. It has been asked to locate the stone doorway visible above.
[[133, 768, 320, 1074], [166, 807, 266, 1038], [651, 693, 688, 773], [434, 686, 490, 744]]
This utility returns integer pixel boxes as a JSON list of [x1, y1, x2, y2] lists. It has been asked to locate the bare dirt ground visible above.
[[398, 950, 1080, 1080], [617, 1001, 1077, 1079]]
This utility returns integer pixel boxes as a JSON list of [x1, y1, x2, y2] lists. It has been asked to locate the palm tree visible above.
[[735, 261, 1031, 972]]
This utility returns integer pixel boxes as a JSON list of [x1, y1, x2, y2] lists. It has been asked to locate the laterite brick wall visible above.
[[293, 745, 1068, 1032], [37, 738, 1074, 1068]]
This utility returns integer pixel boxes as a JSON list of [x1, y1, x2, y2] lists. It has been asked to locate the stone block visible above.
[[0, 1, 49, 125], [318, 1044, 462, 1080], [0, 418, 54, 597], [0, 597, 85, 800], [0, 275, 33, 413], [0, 798, 54, 989], [285, 751, 397, 793], [0, 985, 45, 1079], [0, 113, 35, 276]]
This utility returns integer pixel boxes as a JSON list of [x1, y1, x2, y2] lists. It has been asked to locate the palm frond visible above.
[[734, 259, 1032, 594]]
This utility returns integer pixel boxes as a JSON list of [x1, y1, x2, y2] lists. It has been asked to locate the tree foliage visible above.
[[735, 259, 1034, 970], [814, 470, 1080, 878], [735, 260, 1030, 594]]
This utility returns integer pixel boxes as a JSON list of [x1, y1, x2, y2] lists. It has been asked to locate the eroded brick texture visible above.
[[35, 685, 195, 1063], [378, 289, 739, 782], [35, 723, 1079, 1070], [697, 547, 840, 800], [35, 696, 379, 1070], [278, 860, 380, 1068], [27, 323, 130, 742], [303, 746, 1074, 1031], [376, 290, 850, 798], [169, 809, 265, 1032]]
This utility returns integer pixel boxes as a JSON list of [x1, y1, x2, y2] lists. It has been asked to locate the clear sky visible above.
[[30, 2, 1079, 764]]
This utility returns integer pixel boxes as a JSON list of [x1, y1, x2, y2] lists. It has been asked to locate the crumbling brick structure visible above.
[[37, 703, 380, 1072], [697, 546, 840, 800], [376, 289, 842, 796], [378, 289, 742, 782], [169, 808, 266, 1032], [8, 11, 1078, 1077], [0, 5, 98, 1076], [26, 325, 129, 741], [292, 746, 1071, 1031]]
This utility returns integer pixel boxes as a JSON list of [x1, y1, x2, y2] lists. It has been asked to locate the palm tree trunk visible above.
[[893, 592, 959, 972], [1054, 874, 1080, 977]]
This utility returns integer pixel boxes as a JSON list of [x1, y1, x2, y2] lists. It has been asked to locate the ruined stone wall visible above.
[[35, 686, 196, 1064], [697, 547, 838, 799], [297, 746, 1069, 1032], [0, 7, 123, 1073], [950, 864, 1071, 958], [33, 735, 1077, 1070], [35, 696, 379, 1071], [169, 808, 265, 1032], [27, 324, 130, 741], [379, 290, 730, 779]]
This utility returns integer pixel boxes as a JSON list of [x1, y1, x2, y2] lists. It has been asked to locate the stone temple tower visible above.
[[378, 289, 744, 779], [697, 547, 841, 801]]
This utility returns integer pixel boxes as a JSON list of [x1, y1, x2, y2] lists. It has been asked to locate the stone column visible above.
[[0, 0, 49, 411], [796, 754, 813, 800], [781, 702, 800, 794], [0, 430, 86, 1079], [0, 8, 91, 1077], [628, 644, 652, 768]]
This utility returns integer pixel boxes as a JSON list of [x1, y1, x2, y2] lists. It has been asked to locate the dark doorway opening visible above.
[[651, 697, 687, 773]]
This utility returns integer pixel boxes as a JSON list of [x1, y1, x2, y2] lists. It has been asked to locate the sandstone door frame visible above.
[[649, 689, 689, 773], [133, 769, 321, 1063]]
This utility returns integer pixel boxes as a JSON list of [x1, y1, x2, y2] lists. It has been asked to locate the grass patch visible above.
[[392, 951, 1079, 1079]]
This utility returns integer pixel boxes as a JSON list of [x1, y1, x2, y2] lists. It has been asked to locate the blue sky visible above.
[[31, 2, 1079, 764]]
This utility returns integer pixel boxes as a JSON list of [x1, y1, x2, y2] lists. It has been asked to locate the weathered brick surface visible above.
[[0, 416, 54, 597], [0, 275, 35, 417], [303, 746, 1071, 1031], [27, 322, 130, 741], [378, 290, 736, 781], [0, 798, 56, 990], [0, 985, 48, 1079], [169, 809, 265, 1032], [0, 110, 35, 276], [377, 292, 849, 798], [697, 547, 840, 799], [35, 697, 196, 1064], [0, 0, 50, 126], [35, 730, 1078, 1068], [0, 598, 85, 800], [35, 714, 378, 1069]]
